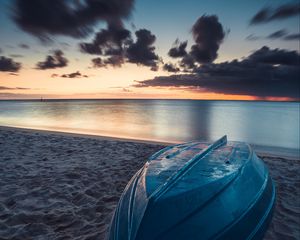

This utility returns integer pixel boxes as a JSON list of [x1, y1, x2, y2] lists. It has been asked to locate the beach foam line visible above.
[[0, 125, 298, 160], [0, 125, 173, 146]]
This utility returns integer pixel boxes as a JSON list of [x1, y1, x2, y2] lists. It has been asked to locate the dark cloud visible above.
[[104, 55, 124, 67], [0, 56, 21, 72], [150, 65, 159, 72], [250, 3, 300, 24], [267, 29, 288, 39], [246, 34, 261, 41], [0, 86, 30, 90], [84, 27, 160, 70], [36, 50, 68, 70], [248, 46, 299, 66], [168, 15, 226, 70], [92, 57, 105, 68], [246, 30, 299, 41], [126, 29, 159, 69], [62, 71, 88, 78], [189, 15, 225, 64], [134, 46, 300, 99], [168, 40, 187, 58], [12, 0, 135, 39], [19, 43, 30, 49], [91, 55, 124, 68], [250, 8, 269, 24], [80, 22, 131, 55], [284, 33, 300, 40], [80, 41, 103, 55], [52, 71, 88, 78], [91, 55, 125, 67], [163, 63, 180, 72], [180, 54, 196, 70], [269, 2, 300, 21]]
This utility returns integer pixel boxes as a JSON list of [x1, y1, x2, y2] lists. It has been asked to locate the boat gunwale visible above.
[[148, 141, 195, 161]]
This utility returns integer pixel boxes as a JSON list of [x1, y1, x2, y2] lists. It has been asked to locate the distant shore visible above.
[[0, 98, 299, 103], [0, 127, 299, 239]]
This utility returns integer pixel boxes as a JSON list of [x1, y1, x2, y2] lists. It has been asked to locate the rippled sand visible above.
[[0, 127, 299, 239]]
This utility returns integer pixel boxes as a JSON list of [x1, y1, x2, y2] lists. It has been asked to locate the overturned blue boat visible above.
[[108, 136, 275, 240]]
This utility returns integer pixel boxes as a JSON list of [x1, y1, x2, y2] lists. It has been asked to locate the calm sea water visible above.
[[0, 99, 299, 149]]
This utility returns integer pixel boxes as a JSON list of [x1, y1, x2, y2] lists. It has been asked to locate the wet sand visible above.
[[0, 127, 299, 239]]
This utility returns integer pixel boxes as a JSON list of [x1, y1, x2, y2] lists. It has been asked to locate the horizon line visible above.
[[0, 98, 299, 103]]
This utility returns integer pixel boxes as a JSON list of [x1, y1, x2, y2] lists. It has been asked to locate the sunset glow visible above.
[[0, 0, 299, 101]]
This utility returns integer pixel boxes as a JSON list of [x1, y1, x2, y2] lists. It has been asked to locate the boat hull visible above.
[[108, 136, 276, 240]]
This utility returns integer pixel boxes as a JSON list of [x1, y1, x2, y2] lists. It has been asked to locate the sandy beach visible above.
[[0, 127, 299, 240]]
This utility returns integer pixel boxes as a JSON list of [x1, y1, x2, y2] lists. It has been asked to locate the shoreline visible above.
[[0, 125, 173, 146], [0, 125, 299, 160]]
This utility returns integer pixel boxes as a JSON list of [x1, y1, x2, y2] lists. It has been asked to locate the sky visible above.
[[0, 0, 299, 100]]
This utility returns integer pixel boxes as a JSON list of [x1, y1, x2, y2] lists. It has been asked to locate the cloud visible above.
[[9, 54, 24, 58], [82, 27, 160, 70], [12, 0, 135, 40], [51, 71, 88, 78], [91, 55, 124, 68], [163, 63, 180, 72], [36, 50, 68, 70], [246, 30, 300, 41], [91, 57, 105, 68], [167, 15, 226, 70], [19, 43, 30, 49], [80, 22, 131, 55], [179, 54, 196, 70], [0, 86, 30, 90], [246, 34, 261, 41], [250, 8, 269, 25], [168, 40, 188, 58], [189, 15, 226, 64], [250, 2, 300, 24], [267, 29, 288, 39], [0, 48, 2, 53], [122, 88, 132, 92], [126, 29, 159, 69], [248, 46, 299, 66], [268, 2, 300, 21], [284, 33, 300, 40], [134, 46, 300, 99], [0, 56, 22, 72], [103, 55, 124, 67]]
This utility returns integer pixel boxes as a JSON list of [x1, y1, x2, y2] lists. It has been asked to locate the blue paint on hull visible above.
[[108, 136, 276, 240]]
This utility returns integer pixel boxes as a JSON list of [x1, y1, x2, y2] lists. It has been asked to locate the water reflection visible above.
[[0, 100, 299, 149]]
